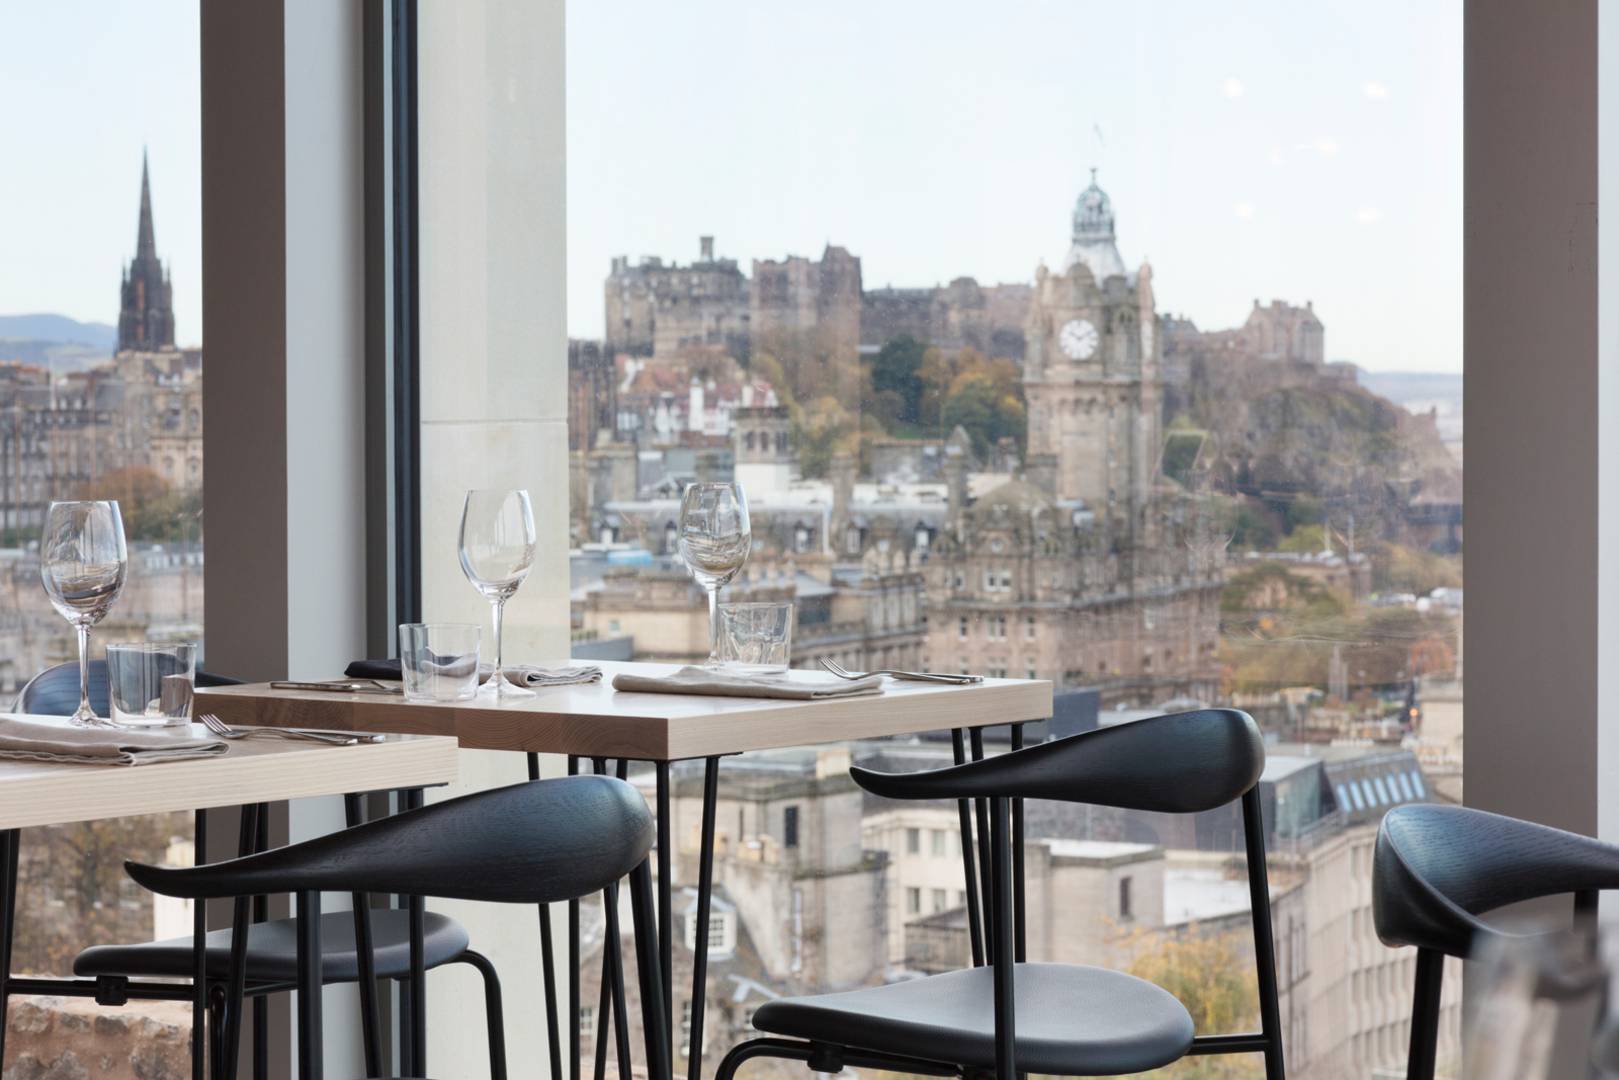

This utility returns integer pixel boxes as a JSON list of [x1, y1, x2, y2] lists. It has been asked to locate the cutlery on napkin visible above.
[[344, 659, 603, 688], [0, 716, 227, 766], [610, 666, 883, 701]]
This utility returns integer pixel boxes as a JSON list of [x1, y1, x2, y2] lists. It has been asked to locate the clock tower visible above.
[[1024, 171, 1160, 522]]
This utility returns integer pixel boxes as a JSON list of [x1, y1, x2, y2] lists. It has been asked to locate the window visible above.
[[930, 829, 946, 857], [580, 1005, 595, 1040], [565, 5, 1461, 1072], [7, 3, 205, 1039], [906, 887, 921, 915], [905, 827, 920, 855], [783, 805, 799, 849], [1119, 876, 1133, 921], [931, 888, 948, 913]]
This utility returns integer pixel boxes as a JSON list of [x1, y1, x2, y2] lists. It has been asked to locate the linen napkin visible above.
[[611, 666, 882, 701], [0, 716, 228, 767], [345, 658, 602, 688]]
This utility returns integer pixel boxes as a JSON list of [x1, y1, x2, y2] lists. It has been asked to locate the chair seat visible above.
[[74, 910, 469, 983], [751, 962, 1195, 1076]]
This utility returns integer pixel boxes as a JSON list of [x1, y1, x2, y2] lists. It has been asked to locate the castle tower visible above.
[[117, 151, 176, 353], [1023, 171, 1159, 519], [732, 406, 793, 496]]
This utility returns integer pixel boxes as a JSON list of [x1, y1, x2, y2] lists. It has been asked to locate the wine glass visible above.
[[40, 501, 128, 726], [458, 490, 537, 698], [678, 482, 751, 668]]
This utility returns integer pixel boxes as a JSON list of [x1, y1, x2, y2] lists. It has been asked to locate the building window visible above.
[[905, 827, 920, 855], [958, 617, 968, 640], [580, 1005, 595, 1040], [931, 888, 948, 913], [1119, 876, 1133, 921], [783, 805, 800, 849], [1024, 616, 1036, 640], [930, 830, 946, 857], [906, 887, 921, 915]]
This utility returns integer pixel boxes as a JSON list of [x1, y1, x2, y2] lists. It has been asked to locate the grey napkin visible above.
[[611, 666, 882, 700], [0, 717, 227, 766], [502, 664, 602, 688]]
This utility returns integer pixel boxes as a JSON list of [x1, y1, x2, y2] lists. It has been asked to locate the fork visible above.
[[199, 713, 379, 746], [819, 658, 984, 684]]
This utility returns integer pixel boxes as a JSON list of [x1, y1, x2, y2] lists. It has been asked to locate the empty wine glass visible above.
[[678, 482, 751, 668], [458, 489, 536, 698], [41, 501, 128, 725]]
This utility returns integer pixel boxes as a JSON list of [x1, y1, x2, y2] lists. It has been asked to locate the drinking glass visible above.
[[107, 642, 196, 727], [398, 623, 481, 703], [678, 482, 751, 667], [458, 489, 536, 698], [718, 601, 793, 674], [41, 501, 128, 725]]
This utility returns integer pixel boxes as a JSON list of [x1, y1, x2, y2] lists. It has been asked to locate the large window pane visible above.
[[2, 3, 202, 1063], [569, 3, 1462, 1076]]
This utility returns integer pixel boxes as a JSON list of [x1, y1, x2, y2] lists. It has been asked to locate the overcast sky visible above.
[[3, 2, 1460, 373]]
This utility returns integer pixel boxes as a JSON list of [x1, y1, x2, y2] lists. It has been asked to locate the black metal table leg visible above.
[[968, 728, 994, 963], [223, 804, 261, 1080], [1009, 722, 1027, 963], [655, 761, 672, 1041], [343, 795, 383, 1079], [950, 730, 985, 966], [402, 787, 426, 1077], [252, 807, 268, 1080], [686, 757, 720, 1080], [0, 828, 20, 1072], [193, 809, 208, 1080], [529, 753, 564, 1080], [567, 755, 581, 1080]]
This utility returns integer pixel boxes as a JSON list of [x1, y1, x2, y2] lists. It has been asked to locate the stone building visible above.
[[566, 339, 615, 452], [118, 153, 176, 353], [603, 236, 750, 360], [860, 277, 1031, 360], [750, 245, 862, 363]]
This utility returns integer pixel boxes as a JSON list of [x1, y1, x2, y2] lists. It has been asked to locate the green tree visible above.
[[869, 335, 927, 426], [1126, 929, 1264, 1078], [941, 366, 1026, 458]]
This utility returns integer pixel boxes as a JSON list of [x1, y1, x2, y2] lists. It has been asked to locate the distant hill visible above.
[[0, 314, 117, 351]]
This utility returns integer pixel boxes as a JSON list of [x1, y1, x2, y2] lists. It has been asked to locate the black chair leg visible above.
[[295, 891, 323, 1080], [1406, 947, 1444, 1080], [456, 949, 508, 1080], [714, 1038, 815, 1080]]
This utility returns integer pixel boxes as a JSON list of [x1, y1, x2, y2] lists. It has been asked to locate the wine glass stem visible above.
[[76, 624, 92, 720], [491, 598, 506, 683], [707, 586, 720, 665]]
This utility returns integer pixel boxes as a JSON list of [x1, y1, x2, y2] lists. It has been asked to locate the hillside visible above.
[[0, 314, 116, 350]]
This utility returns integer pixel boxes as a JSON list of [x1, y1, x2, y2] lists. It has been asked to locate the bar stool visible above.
[[1373, 803, 1619, 1080], [124, 774, 671, 1080], [716, 708, 1286, 1079]]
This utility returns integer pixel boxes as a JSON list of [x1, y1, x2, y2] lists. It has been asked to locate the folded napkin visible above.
[[345, 658, 602, 688], [611, 666, 882, 700], [0, 716, 228, 767]]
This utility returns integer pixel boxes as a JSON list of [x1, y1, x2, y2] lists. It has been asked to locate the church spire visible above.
[[135, 148, 156, 263], [118, 149, 176, 352]]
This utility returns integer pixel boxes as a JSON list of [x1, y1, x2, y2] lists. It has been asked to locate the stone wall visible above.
[[5, 998, 190, 1080]]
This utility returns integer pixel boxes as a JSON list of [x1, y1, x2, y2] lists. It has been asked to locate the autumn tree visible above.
[[1126, 928, 1265, 1078], [78, 466, 200, 543]]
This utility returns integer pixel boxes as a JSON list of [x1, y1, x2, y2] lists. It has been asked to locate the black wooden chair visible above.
[[1373, 803, 1619, 1080], [716, 708, 1285, 1079], [125, 774, 670, 1080], [13, 660, 502, 1080]]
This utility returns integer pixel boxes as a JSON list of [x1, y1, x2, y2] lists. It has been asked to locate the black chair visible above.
[[1373, 803, 1619, 1080], [15, 658, 243, 717], [716, 708, 1285, 1079], [15, 661, 500, 1080], [125, 774, 670, 1080]]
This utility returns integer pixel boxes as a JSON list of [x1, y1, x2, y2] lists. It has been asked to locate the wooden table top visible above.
[[0, 717, 458, 831], [197, 661, 1054, 761]]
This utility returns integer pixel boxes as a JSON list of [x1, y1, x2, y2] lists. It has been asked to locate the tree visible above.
[[78, 466, 200, 543], [869, 335, 927, 426], [939, 352, 1026, 458], [1126, 928, 1265, 1078]]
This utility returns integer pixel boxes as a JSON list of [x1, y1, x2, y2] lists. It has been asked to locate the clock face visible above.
[[1059, 318, 1098, 360]]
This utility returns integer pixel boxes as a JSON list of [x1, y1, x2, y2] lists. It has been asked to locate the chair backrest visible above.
[[849, 708, 1264, 813], [1374, 803, 1619, 958], [126, 774, 654, 904], [17, 660, 242, 717]]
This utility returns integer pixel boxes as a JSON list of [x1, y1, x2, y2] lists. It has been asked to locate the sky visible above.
[[1, 2, 1461, 374], [568, 0, 1463, 373]]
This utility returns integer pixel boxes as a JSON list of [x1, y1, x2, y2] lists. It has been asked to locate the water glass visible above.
[[106, 642, 196, 728], [718, 601, 793, 674], [399, 623, 481, 703]]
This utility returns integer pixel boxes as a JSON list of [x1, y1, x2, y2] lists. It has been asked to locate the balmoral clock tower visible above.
[[1024, 171, 1160, 522]]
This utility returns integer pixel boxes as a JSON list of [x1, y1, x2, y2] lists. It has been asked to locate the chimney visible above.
[[700, 236, 715, 261], [830, 452, 856, 542]]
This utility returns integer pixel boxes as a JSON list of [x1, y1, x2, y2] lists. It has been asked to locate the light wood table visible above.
[[198, 663, 1053, 1080], [0, 717, 458, 1080]]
